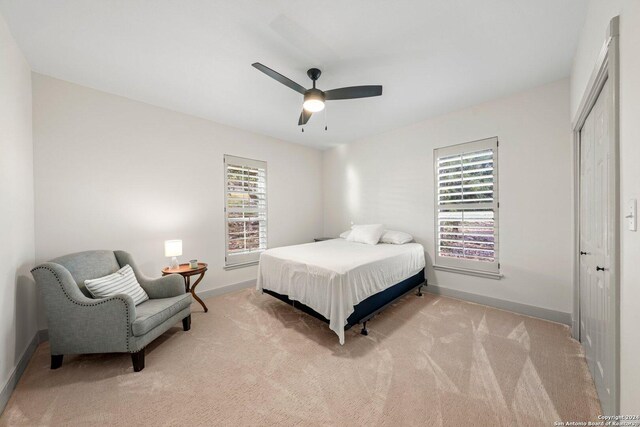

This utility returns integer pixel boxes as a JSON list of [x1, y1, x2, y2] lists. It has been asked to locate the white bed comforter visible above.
[[256, 239, 425, 344]]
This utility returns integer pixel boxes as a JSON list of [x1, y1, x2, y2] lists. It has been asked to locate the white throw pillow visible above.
[[84, 264, 149, 306], [347, 224, 385, 245], [339, 230, 351, 239], [380, 230, 414, 244]]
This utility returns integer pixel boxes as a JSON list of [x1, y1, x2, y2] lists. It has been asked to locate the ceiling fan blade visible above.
[[324, 85, 383, 100], [298, 109, 312, 126], [252, 62, 307, 95]]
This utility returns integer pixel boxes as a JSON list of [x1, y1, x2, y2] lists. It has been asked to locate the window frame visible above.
[[223, 154, 268, 269], [433, 137, 501, 279]]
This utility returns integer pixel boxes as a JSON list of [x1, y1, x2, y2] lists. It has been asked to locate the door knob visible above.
[[596, 266, 607, 271], [580, 251, 590, 255]]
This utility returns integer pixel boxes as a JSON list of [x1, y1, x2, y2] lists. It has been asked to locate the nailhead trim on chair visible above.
[[31, 265, 132, 352]]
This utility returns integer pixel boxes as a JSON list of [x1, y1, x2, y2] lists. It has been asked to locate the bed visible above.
[[256, 238, 426, 344]]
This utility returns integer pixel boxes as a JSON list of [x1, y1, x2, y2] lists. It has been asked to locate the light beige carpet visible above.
[[1, 289, 600, 426]]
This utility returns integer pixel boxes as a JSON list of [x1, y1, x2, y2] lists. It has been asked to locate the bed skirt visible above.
[[262, 268, 426, 331]]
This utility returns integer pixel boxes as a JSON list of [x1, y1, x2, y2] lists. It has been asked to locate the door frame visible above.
[[571, 16, 620, 414]]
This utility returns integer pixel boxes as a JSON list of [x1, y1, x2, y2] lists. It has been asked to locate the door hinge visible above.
[[498, 263, 501, 269]]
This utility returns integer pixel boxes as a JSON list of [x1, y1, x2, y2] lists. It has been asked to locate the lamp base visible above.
[[170, 257, 179, 269]]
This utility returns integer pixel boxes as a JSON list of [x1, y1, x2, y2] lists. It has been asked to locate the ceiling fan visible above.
[[251, 62, 383, 127]]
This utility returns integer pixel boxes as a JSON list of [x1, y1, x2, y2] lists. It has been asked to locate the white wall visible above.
[[570, 0, 640, 413], [32, 74, 323, 314], [323, 79, 573, 315], [0, 14, 36, 396]]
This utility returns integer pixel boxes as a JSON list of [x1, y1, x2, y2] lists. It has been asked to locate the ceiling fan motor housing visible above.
[[304, 88, 325, 103]]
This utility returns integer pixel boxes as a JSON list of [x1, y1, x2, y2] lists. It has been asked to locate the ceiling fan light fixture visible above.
[[303, 89, 325, 112], [303, 99, 325, 112]]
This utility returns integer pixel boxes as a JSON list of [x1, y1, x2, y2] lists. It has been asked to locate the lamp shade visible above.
[[164, 240, 182, 257]]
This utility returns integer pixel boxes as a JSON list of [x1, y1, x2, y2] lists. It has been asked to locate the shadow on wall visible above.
[[139, 259, 157, 279], [14, 269, 38, 361], [423, 251, 435, 285]]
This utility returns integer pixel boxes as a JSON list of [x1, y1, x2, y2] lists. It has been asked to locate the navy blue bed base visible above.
[[262, 268, 426, 331]]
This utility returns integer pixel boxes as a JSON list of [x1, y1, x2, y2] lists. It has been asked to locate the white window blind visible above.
[[224, 155, 267, 267], [434, 137, 499, 275]]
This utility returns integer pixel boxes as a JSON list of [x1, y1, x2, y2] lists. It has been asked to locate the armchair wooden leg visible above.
[[182, 315, 191, 331], [131, 349, 145, 372], [51, 354, 63, 369]]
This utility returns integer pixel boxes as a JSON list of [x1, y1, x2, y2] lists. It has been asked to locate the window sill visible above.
[[223, 261, 259, 271], [433, 264, 503, 280]]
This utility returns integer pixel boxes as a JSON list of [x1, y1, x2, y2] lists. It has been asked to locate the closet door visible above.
[[579, 78, 612, 413]]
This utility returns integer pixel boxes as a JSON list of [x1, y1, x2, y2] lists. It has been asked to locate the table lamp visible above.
[[164, 240, 182, 269]]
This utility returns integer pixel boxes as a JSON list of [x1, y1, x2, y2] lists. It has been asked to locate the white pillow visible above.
[[84, 264, 149, 306], [347, 224, 385, 245], [380, 230, 414, 244], [339, 230, 351, 239]]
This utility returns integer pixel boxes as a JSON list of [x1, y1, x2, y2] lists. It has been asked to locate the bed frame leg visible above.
[[360, 322, 369, 336], [417, 284, 424, 297]]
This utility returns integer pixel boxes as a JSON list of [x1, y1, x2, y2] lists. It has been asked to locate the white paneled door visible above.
[[579, 79, 613, 414]]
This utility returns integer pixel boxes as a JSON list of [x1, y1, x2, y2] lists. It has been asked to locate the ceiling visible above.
[[0, 0, 587, 149]]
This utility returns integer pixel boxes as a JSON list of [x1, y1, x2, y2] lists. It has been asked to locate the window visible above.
[[434, 137, 499, 277], [224, 155, 267, 268]]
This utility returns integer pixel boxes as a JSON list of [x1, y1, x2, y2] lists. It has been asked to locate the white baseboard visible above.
[[200, 279, 571, 325], [198, 280, 572, 325], [0, 329, 47, 416], [425, 284, 572, 326], [196, 279, 256, 301]]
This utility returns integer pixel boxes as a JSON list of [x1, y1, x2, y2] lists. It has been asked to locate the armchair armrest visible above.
[[139, 274, 185, 299], [31, 262, 137, 354], [114, 250, 185, 299]]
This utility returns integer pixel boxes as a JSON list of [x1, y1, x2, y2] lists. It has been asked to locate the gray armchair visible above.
[[31, 250, 191, 372]]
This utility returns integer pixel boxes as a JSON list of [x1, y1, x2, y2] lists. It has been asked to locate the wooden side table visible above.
[[162, 262, 209, 313]]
